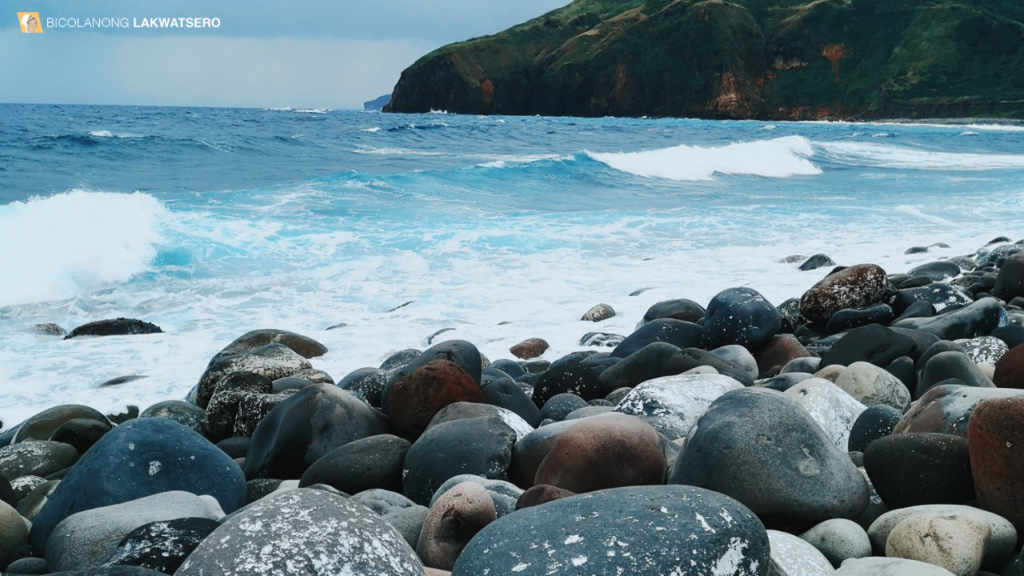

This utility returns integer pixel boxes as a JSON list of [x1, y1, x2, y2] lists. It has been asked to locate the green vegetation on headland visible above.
[[385, 0, 1024, 120]]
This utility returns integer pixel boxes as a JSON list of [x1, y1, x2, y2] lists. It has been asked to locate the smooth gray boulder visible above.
[[45, 491, 224, 572], [799, 518, 872, 567]]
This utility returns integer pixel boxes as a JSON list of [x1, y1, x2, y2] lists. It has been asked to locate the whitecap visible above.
[[0, 190, 165, 307], [586, 136, 821, 181]]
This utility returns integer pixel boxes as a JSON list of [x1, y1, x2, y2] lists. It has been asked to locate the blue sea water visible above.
[[1, 103, 1023, 423]]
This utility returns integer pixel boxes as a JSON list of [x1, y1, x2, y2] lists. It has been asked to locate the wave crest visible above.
[[0, 191, 166, 307], [586, 136, 821, 181]]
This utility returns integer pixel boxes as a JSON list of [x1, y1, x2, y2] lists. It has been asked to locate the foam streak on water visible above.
[[0, 105, 1022, 426]]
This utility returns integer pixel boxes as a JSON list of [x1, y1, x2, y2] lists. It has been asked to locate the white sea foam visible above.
[[360, 127, 382, 133], [89, 130, 139, 138], [0, 191, 165, 307], [798, 120, 1024, 132], [586, 136, 821, 181], [294, 108, 329, 114], [818, 141, 1024, 170]]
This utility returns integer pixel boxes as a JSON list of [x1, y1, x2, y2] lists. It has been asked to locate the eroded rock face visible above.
[[387, 0, 1024, 123], [177, 489, 424, 576], [193, 343, 311, 409], [451, 485, 770, 576], [800, 264, 888, 325]]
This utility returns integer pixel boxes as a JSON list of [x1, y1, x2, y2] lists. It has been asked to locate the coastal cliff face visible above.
[[386, 0, 1024, 120]]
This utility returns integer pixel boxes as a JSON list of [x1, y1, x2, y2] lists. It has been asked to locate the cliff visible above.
[[385, 0, 1024, 120]]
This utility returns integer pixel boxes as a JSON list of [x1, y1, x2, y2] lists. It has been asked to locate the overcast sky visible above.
[[1, 0, 568, 108]]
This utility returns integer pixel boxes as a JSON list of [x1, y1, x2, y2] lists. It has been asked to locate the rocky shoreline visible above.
[[2, 238, 1024, 575]]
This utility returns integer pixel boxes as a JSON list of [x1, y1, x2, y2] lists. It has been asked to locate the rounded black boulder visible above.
[[452, 485, 769, 576], [820, 324, 921, 368], [65, 318, 162, 339], [826, 304, 895, 335], [243, 383, 390, 480], [531, 352, 602, 405], [11, 404, 111, 444], [907, 261, 961, 282], [298, 434, 410, 494], [660, 347, 755, 386], [49, 418, 111, 456], [480, 368, 541, 426], [702, 287, 781, 350], [848, 405, 903, 453], [864, 433, 975, 508], [540, 393, 588, 422], [642, 298, 706, 324], [28, 418, 246, 553], [337, 367, 388, 407], [106, 517, 220, 573], [385, 340, 483, 390], [403, 416, 516, 505], [669, 388, 869, 526], [609, 319, 703, 359], [596, 342, 680, 395], [138, 400, 207, 436], [993, 253, 1024, 302]]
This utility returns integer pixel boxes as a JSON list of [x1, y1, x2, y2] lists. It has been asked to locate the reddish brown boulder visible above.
[[994, 344, 1024, 389], [515, 484, 575, 510], [754, 334, 811, 377], [387, 360, 483, 441], [993, 253, 1024, 302], [799, 264, 888, 324], [509, 338, 549, 360], [534, 413, 666, 493], [416, 481, 496, 570], [968, 397, 1024, 533]]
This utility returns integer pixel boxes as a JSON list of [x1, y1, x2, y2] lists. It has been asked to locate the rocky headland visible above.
[[386, 0, 1024, 120]]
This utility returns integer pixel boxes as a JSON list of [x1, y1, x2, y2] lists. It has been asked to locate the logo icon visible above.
[[18, 12, 42, 33]]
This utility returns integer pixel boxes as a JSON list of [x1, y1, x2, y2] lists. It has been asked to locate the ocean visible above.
[[1, 103, 1022, 426]]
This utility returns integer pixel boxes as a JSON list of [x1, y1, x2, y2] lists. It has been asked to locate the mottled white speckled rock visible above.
[[614, 374, 743, 440], [767, 530, 834, 576], [177, 488, 423, 576], [786, 378, 867, 451], [451, 485, 770, 576], [960, 336, 1009, 366]]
